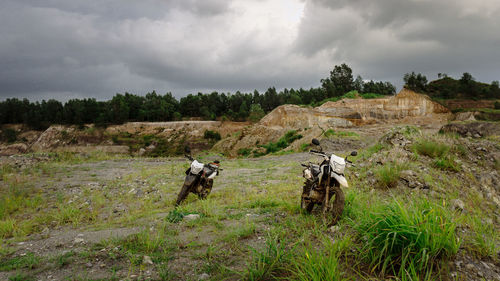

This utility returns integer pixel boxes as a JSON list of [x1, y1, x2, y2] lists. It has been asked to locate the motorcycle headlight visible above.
[[303, 168, 313, 180]]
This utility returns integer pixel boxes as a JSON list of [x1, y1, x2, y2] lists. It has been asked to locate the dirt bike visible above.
[[175, 147, 222, 206], [300, 138, 357, 225]]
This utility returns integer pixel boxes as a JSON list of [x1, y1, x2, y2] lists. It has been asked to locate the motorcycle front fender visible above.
[[184, 174, 198, 187], [331, 172, 348, 188]]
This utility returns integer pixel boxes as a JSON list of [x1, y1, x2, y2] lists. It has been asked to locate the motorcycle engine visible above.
[[309, 189, 322, 202]]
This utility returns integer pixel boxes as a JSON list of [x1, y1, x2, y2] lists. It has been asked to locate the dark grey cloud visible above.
[[295, 0, 500, 84], [1, 0, 499, 101]]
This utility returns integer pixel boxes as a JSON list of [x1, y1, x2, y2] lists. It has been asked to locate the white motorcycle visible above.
[[300, 138, 357, 225], [175, 147, 222, 206]]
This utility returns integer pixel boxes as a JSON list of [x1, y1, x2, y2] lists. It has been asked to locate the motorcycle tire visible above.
[[175, 182, 191, 206], [301, 184, 315, 213], [301, 196, 315, 213], [329, 184, 345, 226]]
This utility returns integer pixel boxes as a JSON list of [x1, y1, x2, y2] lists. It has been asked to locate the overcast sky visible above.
[[1, 0, 499, 101]]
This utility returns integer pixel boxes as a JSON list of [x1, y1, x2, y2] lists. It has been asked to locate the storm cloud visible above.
[[1, 0, 499, 101]]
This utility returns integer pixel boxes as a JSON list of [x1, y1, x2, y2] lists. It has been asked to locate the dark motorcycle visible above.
[[300, 138, 357, 225], [175, 147, 222, 206]]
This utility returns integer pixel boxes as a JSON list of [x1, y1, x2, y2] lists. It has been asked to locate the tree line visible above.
[[1, 64, 498, 129], [403, 72, 500, 99]]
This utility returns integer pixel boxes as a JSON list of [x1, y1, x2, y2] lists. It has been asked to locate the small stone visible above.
[[86, 262, 93, 268], [183, 214, 200, 221], [328, 225, 340, 233], [452, 199, 465, 211], [465, 263, 475, 271], [198, 273, 210, 280], [99, 262, 106, 268], [143, 255, 154, 265], [74, 238, 84, 244]]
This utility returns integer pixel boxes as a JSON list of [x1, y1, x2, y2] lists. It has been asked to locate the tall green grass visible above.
[[354, 199, 460, 279], [242, 236, 290, 281]]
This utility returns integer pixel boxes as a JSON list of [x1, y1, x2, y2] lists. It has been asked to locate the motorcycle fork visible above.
[[322, 167, 330, 224]]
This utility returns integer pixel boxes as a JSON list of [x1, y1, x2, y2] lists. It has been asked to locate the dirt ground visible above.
[[1, 123, 499, 281]]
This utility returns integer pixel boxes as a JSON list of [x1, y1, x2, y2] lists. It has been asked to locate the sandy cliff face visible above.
[[214, 89, 452, 156], [319, 89, 449, 120]]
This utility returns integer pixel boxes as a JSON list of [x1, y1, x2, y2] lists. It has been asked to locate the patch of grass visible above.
[[413, 139, 450, 158], [8, 273, 35, 281], [299, 143, 310, 152], [433, 156, 461, 172], [323, 129, 360, 139], [223, 221, 256, 242], [463, 215, 499, 258], [54, 251, 75, 268], [241, 235, 290, 280], [288, 237, 351, 281], [374, 162, 406, 188], [0, 253, 40, 271], [355, 199, 459, 280], [0, 219, 15, 239]]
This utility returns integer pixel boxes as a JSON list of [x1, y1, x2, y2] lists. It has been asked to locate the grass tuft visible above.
[[355, 198, 460, 279], [374, 162, 406, 188], [413, 139, 450, 158]]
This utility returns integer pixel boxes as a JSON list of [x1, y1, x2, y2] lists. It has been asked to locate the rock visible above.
[[138, 148, 146, 156], [0, 143, 29, 156], [183, 214, 200, 221], [143, 255, 153, 265], [465, 263, 475, 271], [74, 238, 84, 244], [113, 204, 127, 213], [198, 273, 210, 280], [86, 262, 93, 268], [328, 225, 340, 233], [452, 199, 465, 211]]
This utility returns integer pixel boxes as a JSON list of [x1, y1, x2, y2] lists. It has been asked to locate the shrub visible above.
[[260, 130, 302, 155], [203, 130, 221, 141], [355, 199, 459, 279], [494, 101, 500, 109], [237, 148, 252, 157], [2, 128, 17, 143]]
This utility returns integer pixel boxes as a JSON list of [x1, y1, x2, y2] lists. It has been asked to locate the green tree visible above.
[[321, 63, 354, 97], [249, 104, 265, 122], [403, 72, 428, 93]]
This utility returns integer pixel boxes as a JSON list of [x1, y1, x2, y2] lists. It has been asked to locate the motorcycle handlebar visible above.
[[185, 154, 194, 161]]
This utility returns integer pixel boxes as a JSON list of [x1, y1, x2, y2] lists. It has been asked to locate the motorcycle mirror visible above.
[[351, 151, 358, 156], [312, 138, 320, 146], [184, 146, 191, 154]]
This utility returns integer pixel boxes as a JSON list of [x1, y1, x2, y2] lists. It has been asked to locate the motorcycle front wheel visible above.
[[328, 184, 345, 226]]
